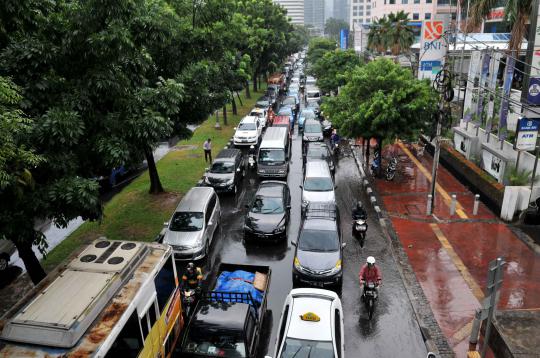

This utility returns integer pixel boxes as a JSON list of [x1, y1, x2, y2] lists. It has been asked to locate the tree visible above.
[[387, 11, 414, 55], [368, 17, 390, 54], [310, 49, 363, 94], [467, 0, 533, 53], [306, 37, 337, 69], [324, 18, 349, 43], [322, 59, 438, 161]]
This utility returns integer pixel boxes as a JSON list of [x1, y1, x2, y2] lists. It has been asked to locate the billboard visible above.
[[418, 20, 448, 81], [340, 29, 349, 49]]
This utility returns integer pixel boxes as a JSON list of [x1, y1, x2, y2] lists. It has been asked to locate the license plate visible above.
[[242, 139, 249, 142]]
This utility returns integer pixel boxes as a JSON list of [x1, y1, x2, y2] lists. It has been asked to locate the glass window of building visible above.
[[427, 0, 432, 3], [413, 13, 419, 20], [402, 0, 408, 3], [414, 0, 420, 3], [425, 12, 431, 19], [389, 0, 395, 3]]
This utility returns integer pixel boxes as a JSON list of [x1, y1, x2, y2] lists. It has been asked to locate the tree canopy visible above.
[[310, 49, 363, 94], [0, 0, 306, 283], [324, 18, 349, 43], [306, 37, 337, 72], [368, 11, 414, 55], [322, 59, 438, 143]]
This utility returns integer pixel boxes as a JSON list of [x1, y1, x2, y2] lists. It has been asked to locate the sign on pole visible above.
[[464, 50, 482, 122], [340, 29, 349, 49], [486, 51, 503, 133], [498, 56, 516, 141], [418, 20, 448, 81], [515, 118, 540, 151], [474, 51, 492, 128]]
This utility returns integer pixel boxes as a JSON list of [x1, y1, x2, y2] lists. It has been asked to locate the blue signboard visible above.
[[420, 60, 441, 73], [517, 117, 539, 132], [340, 29, 349, 49], [527, 77, 540, 105]]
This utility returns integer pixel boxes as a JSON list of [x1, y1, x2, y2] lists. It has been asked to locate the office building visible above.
[[274, 0, 305, 25], [370, 0, 457, 24], [350, 0, 372, 28], [305, 0, 325, 31]]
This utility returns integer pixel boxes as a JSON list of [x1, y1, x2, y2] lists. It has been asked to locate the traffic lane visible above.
[[201, 132, 303, 358], [335, 146, 427, 357]]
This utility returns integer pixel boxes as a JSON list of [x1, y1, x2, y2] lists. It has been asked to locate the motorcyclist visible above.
[[352, 201, 367, 220], [182, 262, 203, 291], [359, 256, 382, 299], [331, 130, 341, 147]]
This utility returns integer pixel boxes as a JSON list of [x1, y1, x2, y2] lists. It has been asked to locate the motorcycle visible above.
[[333, 142, 340, 158], [248, 145, 257, 170], [362, 282, 378, 320], [385, 157, 397, 181], [352, 218, 368, 247], [182, 287, 200, 318]]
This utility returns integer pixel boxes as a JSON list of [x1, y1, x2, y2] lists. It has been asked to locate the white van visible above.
[[305, 88, 321, 103], [300, 160, 335, 211], [257, 127, 290, 179]]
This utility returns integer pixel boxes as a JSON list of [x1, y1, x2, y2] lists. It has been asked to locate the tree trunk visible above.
[[231, 96, 237, 115], [222, 104, 228, 125], [253, 71, 258, 92], [144, 146, 164, 194], [245, 81, 251, 99], [236, 91, 243, 106], [14, 238, 46, 284]]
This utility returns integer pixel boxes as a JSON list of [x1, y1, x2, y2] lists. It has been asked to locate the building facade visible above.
[[350, 0, 372, 29], [370, 0, 457, 23], [274, 0, 305, 25], [305, 0, 325, 31], [334, 0, 350, 23]]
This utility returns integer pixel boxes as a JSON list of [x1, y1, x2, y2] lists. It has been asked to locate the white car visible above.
[[249, 108, 268, 127], [234, 116, 262, 146], [270, 288, 344, 358], [301, 160, 336, 211]]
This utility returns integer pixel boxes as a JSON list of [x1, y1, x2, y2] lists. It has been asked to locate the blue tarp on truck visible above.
[[213, 270, 263, 306]]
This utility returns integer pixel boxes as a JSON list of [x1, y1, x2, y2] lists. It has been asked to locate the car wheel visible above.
[[0, 255, 9, 272]]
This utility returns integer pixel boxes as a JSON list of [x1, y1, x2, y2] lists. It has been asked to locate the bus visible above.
[[0, 239, 184, 357]]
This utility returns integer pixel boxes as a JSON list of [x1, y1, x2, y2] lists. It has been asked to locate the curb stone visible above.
[[352, 146, 455, 358]]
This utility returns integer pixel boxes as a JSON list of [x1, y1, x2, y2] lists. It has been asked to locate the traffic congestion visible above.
[[0, 51, 429, 358]]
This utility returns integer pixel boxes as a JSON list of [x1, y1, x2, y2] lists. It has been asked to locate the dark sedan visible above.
[[244, 181, 291, 241]]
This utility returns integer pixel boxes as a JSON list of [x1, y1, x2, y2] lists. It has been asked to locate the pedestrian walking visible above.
[[203, 138, 212, 163]]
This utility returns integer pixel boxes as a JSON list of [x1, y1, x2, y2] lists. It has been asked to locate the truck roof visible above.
[[190, 301, 250, 332]]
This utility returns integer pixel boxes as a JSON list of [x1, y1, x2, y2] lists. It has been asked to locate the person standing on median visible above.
[[203, 138, 212, 163]]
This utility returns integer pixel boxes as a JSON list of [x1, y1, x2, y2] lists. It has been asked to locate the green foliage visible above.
[[310, 49, 363, 94], [307, 37, 337, 69], [368, 11, 414, 55], [322, 59, 438, 142], [324, 18, 349, 43], [505, 167, 538, 186]]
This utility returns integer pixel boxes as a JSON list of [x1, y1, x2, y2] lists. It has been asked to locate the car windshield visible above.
[[259, 149, 285, 164], [184, 326, 246, 358], [307, 92, 320, 98], [250, 111, 264, 118], [169, 212, 204, 232], [238, 122, 256, 130], [210, 161, 234, 174], [299, 229, 339, 252], [307, 146, 329, 159], [279, 338, 335, 358], [282, 97, 295, 105], [301, 111, 316, 119], [304, 124, 321, 133], [251, 195, 284, 214], [304, 177, 333, 191], [278, 108, 292, 115]]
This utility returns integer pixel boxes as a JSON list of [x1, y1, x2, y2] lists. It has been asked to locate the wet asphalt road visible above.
[[185, 120, 428, 357]]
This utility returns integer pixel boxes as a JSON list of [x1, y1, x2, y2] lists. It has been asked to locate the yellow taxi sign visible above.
[[300, 312, 320, 322]]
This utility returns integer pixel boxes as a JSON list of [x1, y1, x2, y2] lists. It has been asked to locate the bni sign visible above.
[[515, 118, 539, 151], [418, 20, 447, 81]]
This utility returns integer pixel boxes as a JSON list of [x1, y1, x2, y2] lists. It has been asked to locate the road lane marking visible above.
[[430, 223, 484, 301], [398, 142, 468, 219]]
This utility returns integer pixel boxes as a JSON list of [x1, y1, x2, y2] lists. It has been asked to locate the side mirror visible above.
[[245, 204, 250, 209], [291, 240, 297, 246], [342, 243, 347, 248], [299, 185, 303, 189], [287, 205, 292, 209], [236, 168, 241, 172], [163, 222, 169, 227], [334, 185, 338, 189]]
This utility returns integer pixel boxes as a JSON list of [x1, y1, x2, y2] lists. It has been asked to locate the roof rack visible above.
[[304, 202, 338, 220]]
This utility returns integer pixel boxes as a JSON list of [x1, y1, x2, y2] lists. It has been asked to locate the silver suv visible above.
[[162, 187, 221, 260]]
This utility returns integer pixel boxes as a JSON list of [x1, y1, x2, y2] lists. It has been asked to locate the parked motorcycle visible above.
[[362, 282, 378, 320], [385, 157, 397, 181], [353, 218, 368, 247]]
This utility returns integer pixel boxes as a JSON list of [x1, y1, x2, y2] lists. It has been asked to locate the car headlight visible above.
[[194, 238, 205, 249], [294, 257, 303, 270], [274, 225, 286, 233], [329, 259, 342, 275], [258, 169, 266, 173], [226, 178, 234, 185], [278, 169, 285, 173]]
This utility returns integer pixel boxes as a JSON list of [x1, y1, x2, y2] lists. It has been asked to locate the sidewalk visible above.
[[366, 141, 540, 357]]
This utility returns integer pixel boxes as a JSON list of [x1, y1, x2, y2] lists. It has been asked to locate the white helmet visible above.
[[367, 256, 376, 265]]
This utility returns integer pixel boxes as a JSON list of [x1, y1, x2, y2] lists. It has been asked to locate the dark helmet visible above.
[[356, 201, 364, 211]]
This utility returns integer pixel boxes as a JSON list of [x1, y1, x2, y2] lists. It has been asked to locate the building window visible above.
[[427, 0, 432, 3], [402, 0, 408, 3], [367, 4, 371, 9], [366, 18, 370, 23], [451, 13, 457, 20], [389, 0, 395, 3], [413, 13, 419, 20], [425, 12, 431, 19], [414, 0, 420, 3]]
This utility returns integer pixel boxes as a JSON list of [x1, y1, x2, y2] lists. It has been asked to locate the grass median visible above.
[[43, 87, 265, 271]]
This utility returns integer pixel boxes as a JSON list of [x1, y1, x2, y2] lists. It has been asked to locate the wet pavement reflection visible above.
[[176, 121, 427, 357]]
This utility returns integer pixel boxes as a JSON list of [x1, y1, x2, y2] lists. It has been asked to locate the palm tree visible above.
[[387, 11, 415, 55], [466, 0, 533, 53], [368, 17, 390, 54]]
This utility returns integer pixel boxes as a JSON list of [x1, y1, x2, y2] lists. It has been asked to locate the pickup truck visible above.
[[180, 263, 271, 358]]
